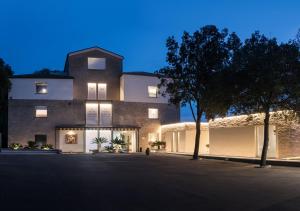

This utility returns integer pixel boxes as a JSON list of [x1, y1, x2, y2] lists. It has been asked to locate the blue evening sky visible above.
[[1, 0, 299, 121]]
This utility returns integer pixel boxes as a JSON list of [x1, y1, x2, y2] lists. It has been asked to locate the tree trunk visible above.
[[260, 109, 270, 167], [192, 107, 202, 160]]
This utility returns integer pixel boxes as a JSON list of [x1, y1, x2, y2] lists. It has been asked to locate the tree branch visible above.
[[188, 101, 197, 122]]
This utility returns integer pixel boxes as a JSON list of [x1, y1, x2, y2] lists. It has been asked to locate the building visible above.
[[8, 46, 180, 152], [161, 113, 300, 159]]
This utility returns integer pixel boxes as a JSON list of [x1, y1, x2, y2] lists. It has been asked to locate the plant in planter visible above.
[[41, 144, 53, 150], [91, 137, 108, 152], [111, 136, 127, 153], [104, 145, 114, 153], [151, 141, 166, 150], [24, 140, 39, 149], [9, 143, 23, 150]]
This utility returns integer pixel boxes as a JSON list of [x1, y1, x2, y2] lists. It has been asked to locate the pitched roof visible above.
[[67, 46, 124, 59], [122, 71, 158, 77]]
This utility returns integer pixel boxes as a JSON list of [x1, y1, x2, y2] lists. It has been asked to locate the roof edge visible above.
[[67, 46, 124, 59]]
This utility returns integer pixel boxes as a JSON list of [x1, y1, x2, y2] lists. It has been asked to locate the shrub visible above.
[[41, 144, 53, 150], [9, 143, 23, 150], [151, 141, 166, 150], [24, 140, 38, 149]]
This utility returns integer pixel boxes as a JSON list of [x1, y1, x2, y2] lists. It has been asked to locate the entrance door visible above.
[[85, 130, 98, 153]]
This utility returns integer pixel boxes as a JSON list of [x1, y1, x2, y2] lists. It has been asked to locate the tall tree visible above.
[[0, 58, 13, 147], [231, 32, 300, 167], [156, 25, 240, 159]]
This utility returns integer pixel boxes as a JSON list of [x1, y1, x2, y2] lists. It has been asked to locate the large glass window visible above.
[[98, 83, 107, 100], [148, 108, 158, 119], [148, 86, 158, 98], [35, 82, 48, 94], [100, 103, 112, 126], [86, 103, 98, 125], [88, 57, 106, 70], [87, 83, 97, 99], [35, 106, 47, 118]]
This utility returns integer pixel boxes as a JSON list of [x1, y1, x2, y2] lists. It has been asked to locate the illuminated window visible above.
[[35, 106, 47, 118], [86, 103, 98, 125], [148, 86, 158, 98], [98, 83, 107, 100], [100, 103, 112, 126], [35, 82, 48, 94], [87, 83, 97, 99], [148, 133, 158, 142], [88, 57, 106, 70], [148, 108, 158, 119]]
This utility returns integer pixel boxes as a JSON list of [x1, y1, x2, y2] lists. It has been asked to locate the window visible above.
[[100, 103, 112, 126], [86, 103, 98, 125], [148, 108, 158, 119], [148, 86, 158, 98], [88, 83, 97, 99], [35, 134, 47, 146], [148, 133, 158, 142], [35, 82, 48, 94], [88, 57, 106, 70], [98, 83, 107, 100], [35, 106, 47, 118]]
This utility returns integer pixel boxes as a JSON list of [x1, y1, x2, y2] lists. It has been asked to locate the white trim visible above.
[[68, 47, 123, 59]]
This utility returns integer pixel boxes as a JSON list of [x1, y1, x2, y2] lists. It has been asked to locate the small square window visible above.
[[36, 82, 48, 94], [88, 57, 106, 70], [35, 106, 47, 118], [35, 134, 47, 146], [148, 86, 158, 98], [148, 108, 158, 119]]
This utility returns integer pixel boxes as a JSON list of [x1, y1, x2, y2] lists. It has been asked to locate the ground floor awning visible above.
[[55, 125, 140, 131]]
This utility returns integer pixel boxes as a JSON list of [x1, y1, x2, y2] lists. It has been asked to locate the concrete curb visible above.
[[165, 152, 300, 167]]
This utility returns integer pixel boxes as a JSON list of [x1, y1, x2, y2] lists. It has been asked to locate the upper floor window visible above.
[[86, 103, 98, 125], [35, 106, 47, 118], [148, 108, 158, 119], [98, 83, 107, 100], [99, 103, 112, 126], [88, 57, 106, 70], [88, 83, 97, 99], [35, 82, 48, 94], [148, 86, 158, 98]]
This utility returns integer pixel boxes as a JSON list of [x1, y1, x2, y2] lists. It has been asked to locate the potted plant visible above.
[[151, 140, 166, 151], [91, 137, 108, 153]]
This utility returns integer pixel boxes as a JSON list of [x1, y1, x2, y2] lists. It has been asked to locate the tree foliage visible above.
[[0, 58, 13, 145], [156, 25, 240, 159], [231, 31, 300, 166]]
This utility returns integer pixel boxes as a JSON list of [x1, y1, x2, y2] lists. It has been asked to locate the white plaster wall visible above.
[[162, 125, 209, 155], [209, 126, 256, 157], [9, 78, 73, 100], [120, 75, 169, 103]]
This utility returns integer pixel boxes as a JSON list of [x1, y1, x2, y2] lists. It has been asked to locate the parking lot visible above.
[[1, 153, 300, 210]]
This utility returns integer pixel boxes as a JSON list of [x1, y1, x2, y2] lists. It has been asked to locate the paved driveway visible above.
[[1, 153, 300, 211]]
